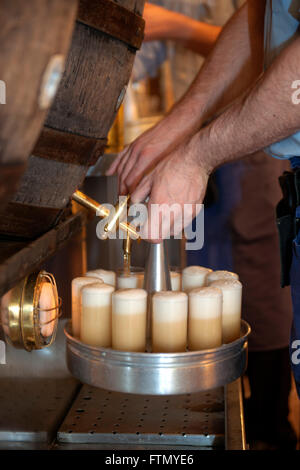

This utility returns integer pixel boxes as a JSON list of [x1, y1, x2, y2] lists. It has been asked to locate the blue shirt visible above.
[[264, 0, 300, 159]]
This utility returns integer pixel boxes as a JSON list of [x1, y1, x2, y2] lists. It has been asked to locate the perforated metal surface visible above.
[[58, 385, 225, 449]]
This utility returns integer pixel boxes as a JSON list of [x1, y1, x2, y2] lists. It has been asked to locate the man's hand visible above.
[[106, 118, 187, 195], [132, 30, 300, 241], [106, 1, 263, 196], [131, 137, 210, 242]]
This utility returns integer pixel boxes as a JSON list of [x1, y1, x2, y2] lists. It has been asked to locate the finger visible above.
[[141, 198, 172, 243], [105, 146, 130, 176], [116, 148, 134, 178], [140, 208, 163, 243], [119, 150, 140, 192], [138, 182, 163, 242], [118, 151, 140, 194], [117, 149, 135, 192], [119, 179, 129, 195], [127, 148, 170, 194], [131, 172, 153, 204], [112, 148, 134, 194], [126, 157, 156, 195]]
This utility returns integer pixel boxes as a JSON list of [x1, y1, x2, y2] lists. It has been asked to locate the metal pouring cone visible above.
[[143, 241, 171, 350]]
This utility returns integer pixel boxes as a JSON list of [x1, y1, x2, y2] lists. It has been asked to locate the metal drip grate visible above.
[[57, 385, 225, 449]]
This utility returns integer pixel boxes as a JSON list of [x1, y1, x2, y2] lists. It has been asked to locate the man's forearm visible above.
[[108, 0, 266, 195], [192, 35, 300, 173], [178, 20, 220, 56], [144, 4, 220, 56], [155, 0, 265, 140]]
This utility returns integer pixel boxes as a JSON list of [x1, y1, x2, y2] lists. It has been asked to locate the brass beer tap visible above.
[[72, 190, 138, 273]]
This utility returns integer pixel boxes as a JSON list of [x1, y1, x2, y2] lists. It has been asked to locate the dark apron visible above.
[[188, 151, 293, 353], [277, 160, 300, 396]]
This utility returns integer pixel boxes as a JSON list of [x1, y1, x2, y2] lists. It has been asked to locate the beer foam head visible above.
[[81, 282, 115, 307], [170, 271, 182, 291], [117, 274, 138, 289], [152, 291, 188, 323], [210, 279, 242, 291], [86, 269, 116, 286], [183, 266, 212, 276], [112, 289, 147, 315], [153, 291, 187, 302], [82, 282, 115, 295], [117, 271, 144, 289], [113, 289, 147, 300], [171, 271, 181, 279], [189, 287, 222, 318], [210, 280, 242, 317], [206, 270, 239, 284], [182, 266, 212, 291], [189, 286, 222, 298], [72, 276, 102, 297]]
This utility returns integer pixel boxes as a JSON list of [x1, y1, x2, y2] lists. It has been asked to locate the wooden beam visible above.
[[0, 212, 86, 297]]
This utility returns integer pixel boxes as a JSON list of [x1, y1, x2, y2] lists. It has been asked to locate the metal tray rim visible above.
[[64, 319, 251, 366]]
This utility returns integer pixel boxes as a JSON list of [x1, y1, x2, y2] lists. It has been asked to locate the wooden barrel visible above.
[[0, 0, 78, 212], [0, 0, 145, 239]]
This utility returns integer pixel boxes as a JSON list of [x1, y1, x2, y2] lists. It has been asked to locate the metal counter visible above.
[[0, 321, 246, 450]]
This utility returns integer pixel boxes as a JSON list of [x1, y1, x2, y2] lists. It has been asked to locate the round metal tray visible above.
[[64, 320, 251, 395]]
